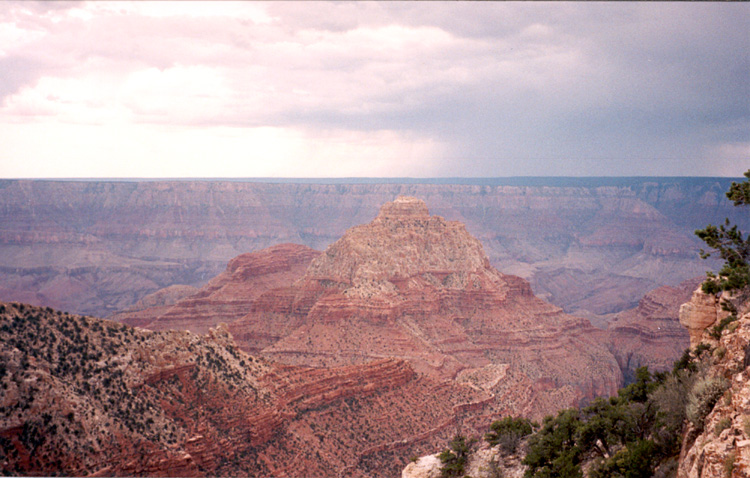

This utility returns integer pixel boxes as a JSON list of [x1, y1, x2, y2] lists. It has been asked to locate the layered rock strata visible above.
[[607, 278, 699, 382], [230, 197, 622, 419], [2, 178, 741, 320], [0, 301, 489, 477], [113, 243, 320, 333]]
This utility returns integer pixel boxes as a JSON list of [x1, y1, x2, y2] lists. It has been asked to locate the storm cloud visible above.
[[0, 1, 747, 178]]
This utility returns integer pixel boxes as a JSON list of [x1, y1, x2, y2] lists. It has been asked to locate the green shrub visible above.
[[686, 376, 727, 430], [694, 343, 712, 357], [485, 416, 534, 453], [523, 409, 582, 478], [439, 435, 473, 478], [709, 315, 738, 340], [723, 389, 733, 406], [589, 439, 657, 478]]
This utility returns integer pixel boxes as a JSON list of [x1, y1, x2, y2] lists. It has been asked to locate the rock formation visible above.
[[1, 178, 742, 320], [112, 243, 320, 333], [677, 299, 750, 477], [111, 196, 622, 421], [679, 288, 732, 347], [402, 286, 750, 478], [607, 277, 699, 383], [0, 301, 491, 477], [108, 284, 199, 327], [229, 197, 622, 420]]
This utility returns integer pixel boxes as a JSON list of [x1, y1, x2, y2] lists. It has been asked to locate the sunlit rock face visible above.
[[679, 287, 731, 347]]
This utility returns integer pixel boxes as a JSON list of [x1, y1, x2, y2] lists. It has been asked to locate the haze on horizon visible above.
[[0, 1, 748, 179]]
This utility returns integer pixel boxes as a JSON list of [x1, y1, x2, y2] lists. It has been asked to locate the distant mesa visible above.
[[0, 179, 733, 321]]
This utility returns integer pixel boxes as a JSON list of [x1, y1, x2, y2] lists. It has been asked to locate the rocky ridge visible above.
[[606, 277, 699, 383], [114, 197, 623, 422], [679, 289, 733, 348], [402, 289, 750, 478], [113, 243, 320, 333], [0, 301, 497, 477], [2, 178, 741, 320]]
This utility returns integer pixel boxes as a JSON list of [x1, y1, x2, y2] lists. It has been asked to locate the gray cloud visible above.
[[0, 1, 747, 177]]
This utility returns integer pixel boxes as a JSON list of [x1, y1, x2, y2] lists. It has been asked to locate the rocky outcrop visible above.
[[402, 442, 527, 478], [0, 301, 493, 477], [113, 243, 320, 333], [679, 288, 731, 347], [1, 178, 742, 320], [229, 197, 622, 420], [607, 278, 699, 382], [677, 308, 750, 477]]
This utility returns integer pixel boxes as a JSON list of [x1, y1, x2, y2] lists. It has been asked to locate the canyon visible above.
[[1, 178, 745, 477], [0, 178, 744, 323], [121, 198, 624, 413], [402, 288, 750, 478], [116, 196, 697, 386], [605, 277, 699, 383]]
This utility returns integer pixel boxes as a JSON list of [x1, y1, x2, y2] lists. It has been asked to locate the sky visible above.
[[0, 1, 748, 178]]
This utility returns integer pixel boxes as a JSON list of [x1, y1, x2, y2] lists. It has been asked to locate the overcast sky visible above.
[[0, 1, 748, 178]]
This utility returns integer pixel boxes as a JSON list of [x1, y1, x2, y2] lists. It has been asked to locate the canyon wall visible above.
[[0, 178, 742, 319], [0, 301, 490, 477], [120, 197, 623, 423]]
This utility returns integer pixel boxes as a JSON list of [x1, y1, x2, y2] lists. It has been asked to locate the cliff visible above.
[[1, 178, 740, 320], [606, 277, 699, 383], [677, 294, 750, 478], [402, 285, 750, 478]]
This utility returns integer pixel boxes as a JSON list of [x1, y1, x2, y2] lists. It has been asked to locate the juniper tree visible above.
[[695, 169, 750, 296]]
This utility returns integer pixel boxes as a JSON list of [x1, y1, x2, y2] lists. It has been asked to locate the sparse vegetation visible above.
[[709, 315, 739, 340], [724, 451, 736, 477], [696, 169, 750, 298], [686, 376, 727, 431], [514, 347, 729, 478], [0, 301, 269, 476], [714, 417, 731, 437]]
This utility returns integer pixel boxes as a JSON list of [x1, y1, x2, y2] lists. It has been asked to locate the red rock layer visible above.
[[0, 301, 489, 477], [606, 278, 700, 382], [231, 197, 623, 418], [115, 243, 320, 334], [1, 178, 739, 320]]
